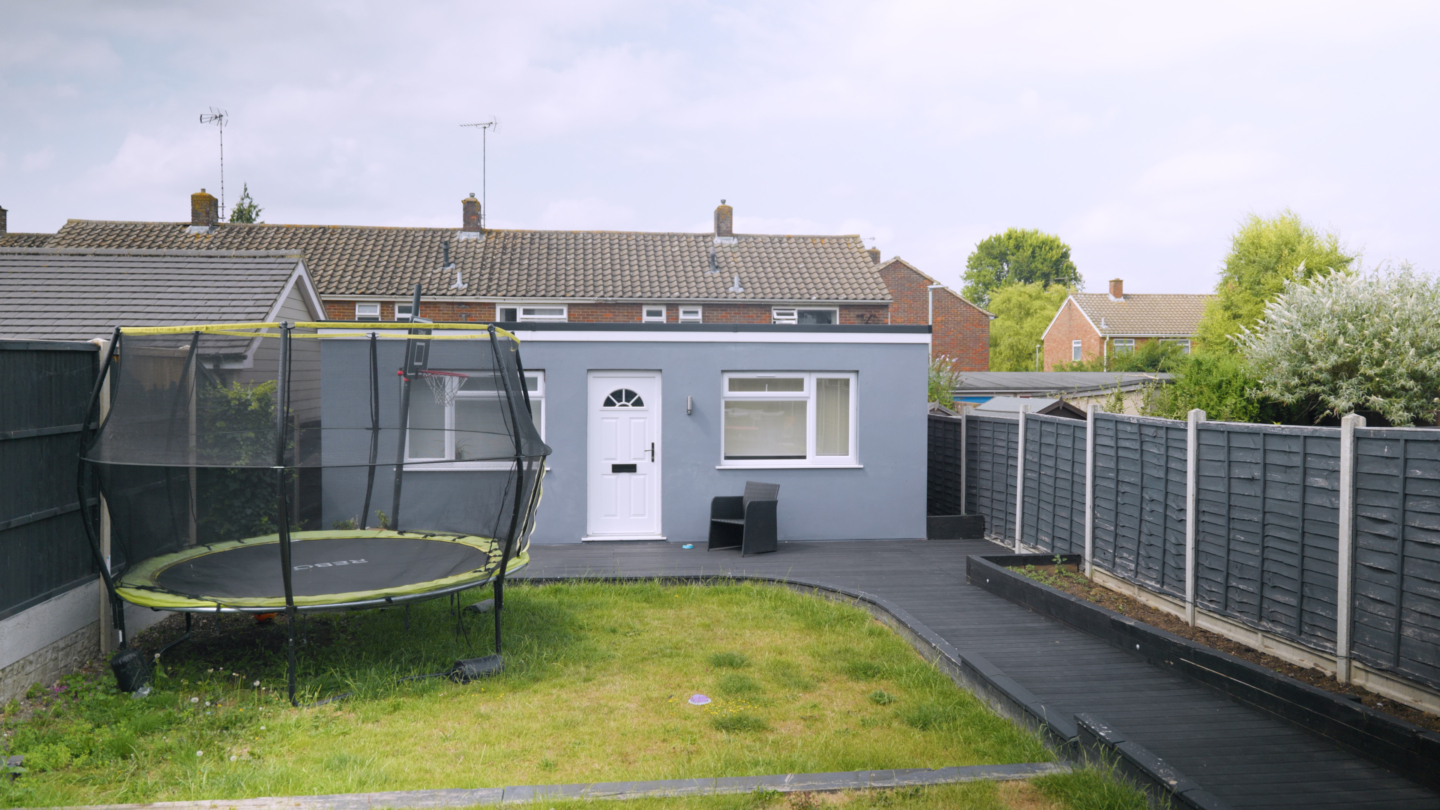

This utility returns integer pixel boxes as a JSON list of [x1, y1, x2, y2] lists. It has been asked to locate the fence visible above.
[[927, 408, 1440, 701], [0, 340, 100, 620]]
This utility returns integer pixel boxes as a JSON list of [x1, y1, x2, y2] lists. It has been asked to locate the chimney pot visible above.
[[714, 200, 733, 238], [1109, 278, 1124, 300], [866, 247, 880, 264], [462, 194, 482, 233], [189, 189, 219, 230]]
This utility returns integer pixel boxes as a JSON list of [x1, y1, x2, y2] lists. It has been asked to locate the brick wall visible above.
[[323, 300, 890, 325], [879, 260, 990, 370], [1042, 299, 1101, 369]]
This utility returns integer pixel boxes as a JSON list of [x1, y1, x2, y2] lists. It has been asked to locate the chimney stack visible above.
[[714, 199, 733, 239], [866, 247, 881, 264], [0, 205, 7, 236], [1109, 278, 1124, 300], [461, 193, 481, 236], [190, 189, 219, 232]]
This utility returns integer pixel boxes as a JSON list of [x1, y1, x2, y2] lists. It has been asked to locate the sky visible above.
[[2, 1, 1437, 295]]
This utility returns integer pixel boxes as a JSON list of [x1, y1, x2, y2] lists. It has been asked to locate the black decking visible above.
[[517, 539, 1438, 810]]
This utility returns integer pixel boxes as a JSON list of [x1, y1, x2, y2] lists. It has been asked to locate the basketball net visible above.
[[418, 370, 467, 407]]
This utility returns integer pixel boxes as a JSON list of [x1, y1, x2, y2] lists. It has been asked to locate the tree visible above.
[[1235, 265, 1440, 426], [986, 282, 1072, 371], [229, 183, 264, 224], [928, 354, 964, 409], [1195, 210, 1354, 352], [960, 228, 1081, 308]]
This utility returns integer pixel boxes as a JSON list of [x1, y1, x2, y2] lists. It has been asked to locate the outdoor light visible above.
[[687, 395, 693, 415]]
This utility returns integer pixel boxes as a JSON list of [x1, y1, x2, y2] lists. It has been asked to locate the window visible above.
[[642, 305, 666, 323], [355, 303, 381, 321], [678, 306, 703, 323], [1112, 339, 1135, 355], [721, 372, 857, 467], [1162, 339, 1192, 355], [772, 308, 838, 325], [1071, 340, 1082, 361], [406, 371, 544, 466], [395, 303, 414, 322], [496, 304, 567, 322]]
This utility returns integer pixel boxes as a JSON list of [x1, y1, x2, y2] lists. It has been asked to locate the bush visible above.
[[1236, 266, 1440, 426]]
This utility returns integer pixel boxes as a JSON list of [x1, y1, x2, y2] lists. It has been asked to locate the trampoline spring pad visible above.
[[115, 529, 527, 611]]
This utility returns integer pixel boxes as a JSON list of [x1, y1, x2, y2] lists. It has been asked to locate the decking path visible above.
[[517, 539, 1439, 810]]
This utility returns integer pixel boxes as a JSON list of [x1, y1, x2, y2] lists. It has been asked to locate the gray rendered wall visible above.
[[1194, 423, 1341, 652], [965, 415, 1017, 541], [322, 336, 928, 544], [1021, 414, 1086, 555], [1350, 428, 1440, 688], [1091, 414, 1188, 598]]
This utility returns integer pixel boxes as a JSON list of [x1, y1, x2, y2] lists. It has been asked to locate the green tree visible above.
[[961, 228, 1082, 308], [228, 183, 264, 224], [1194, 210, 1354, 352], [987, 282, 1072, 371], [1236, 265, 1440, 426], [928, 354, 964, 409]]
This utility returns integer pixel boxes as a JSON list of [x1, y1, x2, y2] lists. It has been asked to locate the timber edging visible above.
[[967, 554, 1440, 795]]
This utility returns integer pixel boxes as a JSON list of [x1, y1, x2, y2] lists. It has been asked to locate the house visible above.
[[0, 247, 325, 341], [40, 193, 893, 327], [1041, 279, 1211, 370], [877, 257, 993, 370]]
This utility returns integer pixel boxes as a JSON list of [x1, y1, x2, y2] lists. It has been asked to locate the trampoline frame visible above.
[[76, 288, 549, 703]]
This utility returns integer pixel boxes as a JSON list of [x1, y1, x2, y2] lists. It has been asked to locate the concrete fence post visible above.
[[1336, 412, 1366, 683], [959, 412, 968, 516], [1014, 405, 1028, 553], [1185, 409, 1206, 626], [1084, 404, 1098, 578]]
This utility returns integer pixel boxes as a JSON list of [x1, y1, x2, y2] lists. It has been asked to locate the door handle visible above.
[[648, 442, 655, 462]]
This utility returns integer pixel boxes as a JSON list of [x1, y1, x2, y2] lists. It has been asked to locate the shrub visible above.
[[927, 355, 964, 409], [1235, 266, 1440, 426]]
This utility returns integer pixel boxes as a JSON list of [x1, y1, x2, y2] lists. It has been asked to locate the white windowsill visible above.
[[581, 535, 667, 542], [405, 464, 552, 472], [716, 464, 863, 470]]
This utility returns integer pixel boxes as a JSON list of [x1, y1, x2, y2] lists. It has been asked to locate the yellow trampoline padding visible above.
[[115, 529, 528, 611]]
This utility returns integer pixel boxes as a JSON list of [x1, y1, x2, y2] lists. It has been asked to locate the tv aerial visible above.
[[199, 107, 229, 219], [460, 119, 499, 228]]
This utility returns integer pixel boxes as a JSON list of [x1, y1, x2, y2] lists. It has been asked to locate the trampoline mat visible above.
[[150, 535, 494, 600]]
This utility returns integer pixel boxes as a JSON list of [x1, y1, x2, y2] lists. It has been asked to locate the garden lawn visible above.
[[1, 581, 1063, 808]]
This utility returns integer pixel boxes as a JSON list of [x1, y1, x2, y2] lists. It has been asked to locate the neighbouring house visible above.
[[38, 193, 893, 327], [0, 247, 324, 340], [877, 257, 993, 370], [954, 371, 1172, 416], [1041, 279, 1212, 370]]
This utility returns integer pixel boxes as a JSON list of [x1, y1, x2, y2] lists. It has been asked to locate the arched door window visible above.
[[603, 388, 644, 408]]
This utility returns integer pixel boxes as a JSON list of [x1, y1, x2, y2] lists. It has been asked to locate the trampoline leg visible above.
[[492, 580, 503, 656], [404, 605, 410, 631], [286, 609, 298, 706]]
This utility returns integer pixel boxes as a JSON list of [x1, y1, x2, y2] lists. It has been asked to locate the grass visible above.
[[0, 581, 1143, 809]]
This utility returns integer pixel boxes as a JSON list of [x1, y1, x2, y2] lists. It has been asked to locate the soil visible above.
[[1011, 563, 1440, 734]]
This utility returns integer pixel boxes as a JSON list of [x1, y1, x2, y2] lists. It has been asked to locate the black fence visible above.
[[0, 340, 100, 620], [927, 408, 1440, 696]]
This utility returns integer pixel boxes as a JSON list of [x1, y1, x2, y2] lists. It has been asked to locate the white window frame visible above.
[[678, 306, 703, 323], [405, 370, 545, 470], [1112, 338, 1135, 355], [395, 303, 415, 322], [641, 305, 667, 323], [355, 303, 381, 321], [772, 307, 839, 325], [1071, 340, 1082, 361], [719, 371, 859, 469], [496, 303, 568, 323], [1161, 338, 1192, 355]]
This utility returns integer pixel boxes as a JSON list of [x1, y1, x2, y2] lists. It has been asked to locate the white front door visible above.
[[586, 372, 661, 538]]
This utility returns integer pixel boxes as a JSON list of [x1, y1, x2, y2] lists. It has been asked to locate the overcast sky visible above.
[[3, 1, 1437, 294]]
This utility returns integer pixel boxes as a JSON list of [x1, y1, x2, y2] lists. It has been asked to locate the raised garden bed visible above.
[[968, 554, 1440, 794]]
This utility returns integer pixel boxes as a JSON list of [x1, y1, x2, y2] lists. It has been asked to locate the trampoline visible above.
[[77, 289, 550, 701]]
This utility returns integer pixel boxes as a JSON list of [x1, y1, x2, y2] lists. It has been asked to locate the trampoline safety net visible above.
[[80, 322, 551, 616]]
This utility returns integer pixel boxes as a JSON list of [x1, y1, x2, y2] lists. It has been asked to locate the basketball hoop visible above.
[[417, 370, 468, 406]]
